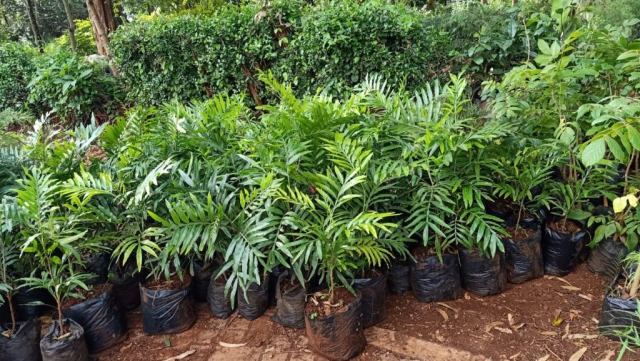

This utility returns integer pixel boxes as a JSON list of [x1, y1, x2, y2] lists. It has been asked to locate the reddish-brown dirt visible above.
[[84, 264, 630, 361]]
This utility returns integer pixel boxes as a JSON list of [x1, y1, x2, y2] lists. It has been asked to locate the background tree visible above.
[[23, 0, 41, 50], [60, 0, 76, 52]]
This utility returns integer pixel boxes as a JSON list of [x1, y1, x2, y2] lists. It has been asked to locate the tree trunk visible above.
[[61, 0, 77, 52], [86, 0, 119, 74], [428, 0, 435, 10], [23, 0, 42, 52]]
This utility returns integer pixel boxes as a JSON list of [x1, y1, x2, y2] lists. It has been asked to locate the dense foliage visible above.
[[0, 42, 36, 111]]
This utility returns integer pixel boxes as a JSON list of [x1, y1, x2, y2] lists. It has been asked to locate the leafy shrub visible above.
[[112, 0, 305, 106], [28, 51, 124, 121], [281, 0, 435, 97], [46, 20, 98, 56], [590, 0, 640, 38], [0, 42, 37, 111], [0, 108, 36, 130]]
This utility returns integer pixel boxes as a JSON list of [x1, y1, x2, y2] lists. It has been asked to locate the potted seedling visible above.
[[543, 164, 610, 276], [599, 248, 640, 339], [277, 151, 398, 360], [15, 168, 94, 361], [0, 232, 41, 361], [492, 152, 553, 283], [587, 189, 640, 278]]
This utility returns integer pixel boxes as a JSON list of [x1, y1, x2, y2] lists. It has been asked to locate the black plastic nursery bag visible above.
[[542, 225, 589, 276], [411, 253, 463, 302], [109, 272, 143, 311], [140, 285, 196, 334], [271, 272, 306, 329], [305, 296, 366, 361], [40, 319, 90, 361], [353, 271, 387, 328], [0, 318, 42, 361], [207, 278, 235, 319], [63, 289, 128, 353], [459, 249, 507, 296], [192, 262, 215, 303], [587, 238, 628, 279], [503, 229, 544, 284], [599, 295, 640, 340], [387, 262, 412, 295], [237, 280, 269, 321]]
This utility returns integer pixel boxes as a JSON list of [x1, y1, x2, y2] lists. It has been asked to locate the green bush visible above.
[[28, 51, 123, 121], [282, 0, 435, 97], [0, 42, 37, 111], [112, 0, 440, 105], [112, 0, 305, 105]]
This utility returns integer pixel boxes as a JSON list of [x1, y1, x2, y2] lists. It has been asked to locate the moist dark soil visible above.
[[413, 246, 457, 259], [144, 272, 192, 291], [280, 278, 301, 293], [487, 198, 517, 214], [505, 226, 536, 241], [305, 288, 357, 319], [548, 220, 582, 233], [62, 283, 112, 309], [355, 268, 382, 279]]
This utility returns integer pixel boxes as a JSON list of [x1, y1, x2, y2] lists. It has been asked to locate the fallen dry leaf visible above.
[[562, 324, 570, 340], [485, 321, 504, 333], [567, 334, 598, 340], [600, 350, 615, 361], [554, 277, 572, 286], [464, 292, 471, 300], [435, 330, 445, 342], [436, 309, 449, 321], [219, 342, 248, 348], [537, 356, 550, 361], [436, 302, 459, 313], [568, 347, 588, 361], [561, 286, 581, 291], [569, 309, 581, 321], [508, 313, 515, 326], [163, 350, 196, 361], [512, 323, 525, 331], [119, 343, 132, 352], [494, 327, 513, 334], [579, 294, 594, 301], [540, 331, 558, 336], [509, 352, 521, 360], [552, 317, 564, 326]]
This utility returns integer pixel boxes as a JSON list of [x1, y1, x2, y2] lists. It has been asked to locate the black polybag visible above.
[[271, 272, 306, 329], [542, 224, 589, 276], [109, 272, 143, 311], [0, 318, 42, 361], [237, 279, 269, 321], [62, 289, 128, 353], [207, 278, 235, 319], [40, 319, 89, 361], [268, 267, 285, 308], [192, 262, 215, 303], [459, 249, 507, 296], [587, 239, 628, 279], [353, 271, 387, 328], [14, 287, 55, 321], [387, 261, 412, 295], [411, 253, 463, 302], [140, 285, 196, 334], [85, 253, 110, 286], [599, 296, 640, 340], [503, 229, 544, 284], [305, 296, 366, 361]]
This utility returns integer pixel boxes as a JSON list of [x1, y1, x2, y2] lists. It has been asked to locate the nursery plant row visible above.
[[0, 68, 638, 360]]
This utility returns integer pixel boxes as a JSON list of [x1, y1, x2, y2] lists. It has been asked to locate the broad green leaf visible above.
[[581, 139, 606, 166]]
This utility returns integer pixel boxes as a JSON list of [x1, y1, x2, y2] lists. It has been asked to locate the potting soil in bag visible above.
[[207, 278, 235, 319], [503, 229, 544, 284], [63, 289, 128, 353], [411, 253, 463, 302], [599, 295, 640, 340], [305, 296, 366, 361], [0, 318, 42, 361], [15, 288, 55, 321], [109, 272, 143, 311], [40, 319, 89, 361], [587, 239, 628, 279], [192, 262, 215, 303], [459, 249, 507, 296], [238, 280, 269, 321], [140, 285, 196, 334], [542, 225, 588, 276], [271, 272, 306, 329], [353, 270, 387, 328], [387, 262, 412, 295]]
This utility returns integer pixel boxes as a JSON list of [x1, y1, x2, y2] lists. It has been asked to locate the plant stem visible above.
[[624, 151, 636, 196], [329, 269, 335, 304], [8, 293, 15, 334]]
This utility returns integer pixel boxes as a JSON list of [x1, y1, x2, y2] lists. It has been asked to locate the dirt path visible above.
[[94, 264, 629, 361]]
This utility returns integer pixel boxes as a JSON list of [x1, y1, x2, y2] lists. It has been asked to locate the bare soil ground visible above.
[[87, 264, 631, 361]]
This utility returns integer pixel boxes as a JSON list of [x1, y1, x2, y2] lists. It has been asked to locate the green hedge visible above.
[[0, 42, 37, 111], [111, 0, 441, 105]]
